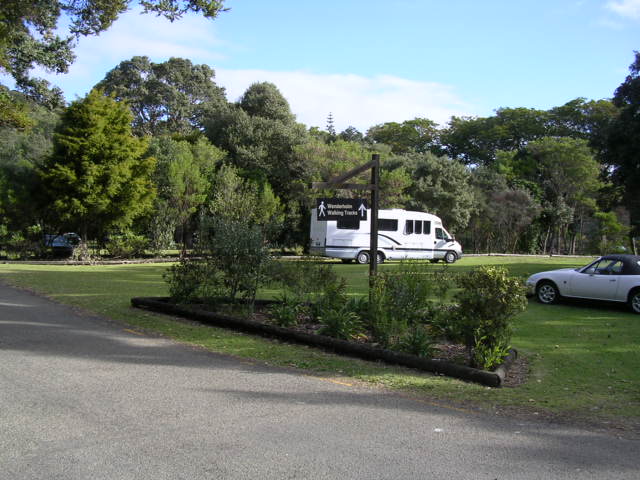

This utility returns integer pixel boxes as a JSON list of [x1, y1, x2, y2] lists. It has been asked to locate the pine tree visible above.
[[326, 112, 336, 138], [40, 89, 155, 241]]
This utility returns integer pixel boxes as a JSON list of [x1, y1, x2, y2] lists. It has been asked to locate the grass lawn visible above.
[[1, 256, 638, 430]]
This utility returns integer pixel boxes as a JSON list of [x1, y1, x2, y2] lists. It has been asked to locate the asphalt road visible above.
[[1, 283, 638, 480]]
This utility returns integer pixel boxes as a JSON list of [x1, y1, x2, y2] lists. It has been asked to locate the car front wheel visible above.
[[536, 281, 559, 305], [629, 290, 640, 314]]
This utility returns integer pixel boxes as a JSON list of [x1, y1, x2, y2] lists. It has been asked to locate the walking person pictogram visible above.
[[318, 201, 327, 217]]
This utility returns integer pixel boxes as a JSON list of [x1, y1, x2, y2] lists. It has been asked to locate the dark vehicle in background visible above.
[[44, 233, 81, 257]]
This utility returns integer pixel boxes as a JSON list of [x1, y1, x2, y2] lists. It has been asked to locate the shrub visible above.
[[165, 215, 272, 311], [105, 232, 148, 258], [367, 262, 445, 348], [269, 295, 302, 328], [448, 266, 527, 369], [163, 259, 225, 304], [269, 257, 339, 306], [317, 306, 365, 341], [394, 325, 436, 358]]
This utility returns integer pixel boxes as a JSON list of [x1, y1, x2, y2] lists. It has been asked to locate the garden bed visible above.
[[131, 296, 518, 387]]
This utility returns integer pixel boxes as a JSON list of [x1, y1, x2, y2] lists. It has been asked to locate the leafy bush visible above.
[[105, 232, 148, 258], [448, 265, 527, 369], [394, 325, 436, 358], [268, 295, 302, 328], [269, 257, 339, 306], [204, 218, 272, 306], [165, 215, 272, 310], [163, 259, 225, 304], [317, 306, 364, 341], [367, 262, 445, 348]]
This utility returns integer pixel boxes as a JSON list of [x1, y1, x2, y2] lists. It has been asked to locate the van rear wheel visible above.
[[356, 251, 370, 264]]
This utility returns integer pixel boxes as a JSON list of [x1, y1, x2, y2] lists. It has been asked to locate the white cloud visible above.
[[216, 69, 476, 132], [11, 7, 476, 131], [606, 0, 640, 19]]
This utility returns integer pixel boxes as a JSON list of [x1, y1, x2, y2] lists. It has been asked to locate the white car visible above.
[[526, 254, 640, 314]]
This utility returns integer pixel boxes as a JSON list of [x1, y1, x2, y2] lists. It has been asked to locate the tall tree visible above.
[[0, 97, 60, 232], [516, 137, 603, 254], [403, 153, 475, 233], [205, 83, 308, 198], [96, 56, 228, 136], [440, 108, 549, 166], [39, 89, 155, 242], [366, 118, 440, 155], [147, 135, 224, 254], [606, 51, 640, 240], [0, 1, 227, 104]]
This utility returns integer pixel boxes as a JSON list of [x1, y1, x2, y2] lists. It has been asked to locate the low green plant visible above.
[[163, 258, 225, 304], [317, 306, 364, 341], [269, 295, 302, 327], [105, 232, 148, 258], [367, 262, 444, 348], [394, 325, 436, 358], [269, 256, 338, 306], [472, 332, 510, 370]]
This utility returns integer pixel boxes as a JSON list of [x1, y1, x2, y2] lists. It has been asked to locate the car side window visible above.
[[610, 261, 623, 275], [584, 259, 623, 275], [583, 261, 601, 275]]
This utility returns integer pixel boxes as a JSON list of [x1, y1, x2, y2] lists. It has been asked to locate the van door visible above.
[[433, 226, 451, 259], [403, 219, 433, 259]]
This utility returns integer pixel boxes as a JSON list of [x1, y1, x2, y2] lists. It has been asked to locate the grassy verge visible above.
[[1, 257, 638, 428]]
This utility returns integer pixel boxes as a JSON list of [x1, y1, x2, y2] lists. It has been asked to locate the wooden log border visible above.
[[131, 296, 517, 388]]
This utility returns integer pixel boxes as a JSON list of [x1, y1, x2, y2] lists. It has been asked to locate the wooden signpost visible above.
[[312, 154, 380, 283]]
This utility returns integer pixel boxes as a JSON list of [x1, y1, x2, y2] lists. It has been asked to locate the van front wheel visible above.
[[356, 251, 370, 264], [444, 251, 457, 264]]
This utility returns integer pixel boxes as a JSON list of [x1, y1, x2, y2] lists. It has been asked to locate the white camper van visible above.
[[309, 208, 463, 264]]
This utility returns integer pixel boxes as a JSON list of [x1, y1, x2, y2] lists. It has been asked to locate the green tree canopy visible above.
[[96, 56, 228, 136], [39, 89, 155, 241], [366, 118, 441, 155], [0, 96, 60, 223], [238, 82, 296, 123], [402, 153, 475, 233], [147, 135, 224, 253], [606, 51, 640, 238], [0, 1, 227, 98], [205, 84, 308, 198]]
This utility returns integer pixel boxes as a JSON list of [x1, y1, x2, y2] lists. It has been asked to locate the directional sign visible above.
[[316, 198, 368, 221]]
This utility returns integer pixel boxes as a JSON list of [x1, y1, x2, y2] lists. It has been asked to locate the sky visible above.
[[20, 0, 640, 132]]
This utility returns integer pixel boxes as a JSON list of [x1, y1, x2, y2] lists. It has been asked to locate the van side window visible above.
[[435, 227, 444, 240], [337, 217, 360, 230], [415, 220, 422, 234], [404, 220, 413, 235], [423, 221, 431, 235], [378, 219, 398, 231]]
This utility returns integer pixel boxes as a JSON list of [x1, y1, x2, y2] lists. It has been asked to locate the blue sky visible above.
[[25, 0, 640, 132]]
